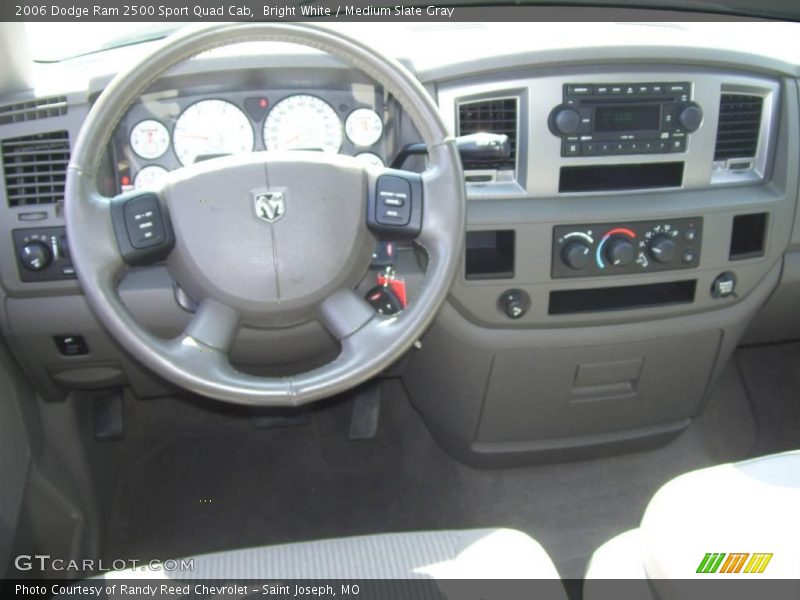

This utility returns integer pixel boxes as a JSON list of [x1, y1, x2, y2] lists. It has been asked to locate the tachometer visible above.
[[173, 99, 254, 166], [345, 108, 383, 147], [263, 95, 342, 153], [130, 119, 170, 160]]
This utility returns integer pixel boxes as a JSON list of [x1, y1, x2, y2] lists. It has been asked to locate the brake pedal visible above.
[[349, 383, 381, 440]]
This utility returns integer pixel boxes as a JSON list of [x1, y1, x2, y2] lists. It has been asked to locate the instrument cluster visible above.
[[113, 88, 387, 193]]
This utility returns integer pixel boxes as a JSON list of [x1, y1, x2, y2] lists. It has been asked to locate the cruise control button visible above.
[[375, 175, 412, 226]]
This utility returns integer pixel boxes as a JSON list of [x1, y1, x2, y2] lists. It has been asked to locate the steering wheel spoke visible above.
[[182, 298, 241, 353], [319, 287, 375, 341], [108, 186, 175, 266]]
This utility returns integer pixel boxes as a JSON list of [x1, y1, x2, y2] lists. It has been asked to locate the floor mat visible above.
[[103, 361, 756, 579], [736, 341, 800, 455]]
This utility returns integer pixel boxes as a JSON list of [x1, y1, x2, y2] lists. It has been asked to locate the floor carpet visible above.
[[102, 345, 796, 579]]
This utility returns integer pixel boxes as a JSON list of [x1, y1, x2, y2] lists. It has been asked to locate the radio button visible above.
[[595, 85, 610, 95], [567, 84, 593, 95], [581, 142, 598, 156], [610, 85, 624, 95], [670, 138, 687, 152], [563, 141, 580, 156]]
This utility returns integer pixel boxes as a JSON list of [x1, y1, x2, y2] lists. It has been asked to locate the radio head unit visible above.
[[549, 82, 703, 157]]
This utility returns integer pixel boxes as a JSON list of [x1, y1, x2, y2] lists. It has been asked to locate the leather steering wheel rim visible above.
[[65, 23, 465, 406]]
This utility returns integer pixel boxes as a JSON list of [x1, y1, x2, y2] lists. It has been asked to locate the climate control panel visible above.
[[13, 227, 75, 283], [552, 218, 702, 278]]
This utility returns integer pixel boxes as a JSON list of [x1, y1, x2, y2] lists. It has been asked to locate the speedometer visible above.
[[172, 99, 254, 166], [263, 95, 342, 153]]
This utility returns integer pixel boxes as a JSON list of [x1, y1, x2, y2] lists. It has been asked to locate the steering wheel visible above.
[[65, 23, 465, 406]]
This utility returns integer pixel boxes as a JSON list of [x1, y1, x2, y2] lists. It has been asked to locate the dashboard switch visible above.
[[19, 241, 53, 272], [711, 272, 737, 299], [54, 335, 89, 357], [605, 237, 636, 267], [648, 235, 677, 264], [562, 241, 592, 270], [499, 289, 530, 320]]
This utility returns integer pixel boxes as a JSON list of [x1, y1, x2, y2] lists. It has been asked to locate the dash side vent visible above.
[[714, 93, 763, 162], [2, 131, 70, 207], [457, 97, 517, 171], [0, 97, 68, 125]]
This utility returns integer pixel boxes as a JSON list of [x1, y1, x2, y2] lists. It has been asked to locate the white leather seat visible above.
[[102, 528, 566, 597], [586, 450, 800, 598]]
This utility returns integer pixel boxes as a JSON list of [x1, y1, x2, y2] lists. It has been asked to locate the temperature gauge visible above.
[[130, 119, 170, 160]]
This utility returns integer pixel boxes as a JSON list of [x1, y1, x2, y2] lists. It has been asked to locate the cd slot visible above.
[[549, 280, 696, 315], [559, 162, 684, 193]]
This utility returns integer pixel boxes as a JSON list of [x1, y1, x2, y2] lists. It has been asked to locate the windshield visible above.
[[26, 22, 183, 62], [25, 0, 800, 62]]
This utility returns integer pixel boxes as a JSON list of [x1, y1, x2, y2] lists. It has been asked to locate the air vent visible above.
[[458, 97, 517, 171], [714, 93, 763, 161], [0, 97, 67, 125], [2, 131, 70, 207]]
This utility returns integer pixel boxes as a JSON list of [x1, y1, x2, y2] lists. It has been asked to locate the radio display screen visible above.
[[595, 105, 661, 132]]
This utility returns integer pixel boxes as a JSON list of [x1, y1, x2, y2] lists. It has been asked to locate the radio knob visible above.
[[605, 237, 635, 267], [20, 241, 53, 272], [677, 102, 703, 132], [549, 105, 582, 136], [648, 235, 677, 264], [562, 241, 592, 270]]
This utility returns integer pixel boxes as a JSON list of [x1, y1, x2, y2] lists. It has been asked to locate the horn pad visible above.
[[164, 152, 373, 326]]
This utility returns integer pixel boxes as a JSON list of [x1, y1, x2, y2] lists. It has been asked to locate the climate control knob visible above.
[[605, 237, 635, 267], [677, 102, 703, 132], [562, 241, 592, 270], [549, 105, 582, 136], [648, 235, 677, 264], [19, 241, 53, 272]]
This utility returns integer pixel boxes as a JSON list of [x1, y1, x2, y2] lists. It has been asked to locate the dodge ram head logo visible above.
[[254, 191, 285, 223]]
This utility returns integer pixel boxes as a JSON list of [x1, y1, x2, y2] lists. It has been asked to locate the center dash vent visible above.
[[0, 97, 68, 125], [2, 131, 70, 207], [714, 93, 763, 162], [458, 97, 517, 171]]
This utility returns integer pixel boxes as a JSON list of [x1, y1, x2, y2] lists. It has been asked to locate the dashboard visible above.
[[1, 21, 800, 465]]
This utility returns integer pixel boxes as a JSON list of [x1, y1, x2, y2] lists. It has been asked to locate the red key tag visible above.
[[376, 272, 407, 308]]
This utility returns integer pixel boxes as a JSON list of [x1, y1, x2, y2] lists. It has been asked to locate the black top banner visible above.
[[1, 1, 774, 22]]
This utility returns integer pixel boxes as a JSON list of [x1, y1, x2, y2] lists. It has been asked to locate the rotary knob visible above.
[[498, 289, 530, 320], [549, 105, 582, 136], [677, 102, 703, 132], [562, 241, 592, 270], [648, 235, 677, 264], [605, 237, 635, 267], [19, 241, 53, 272]]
